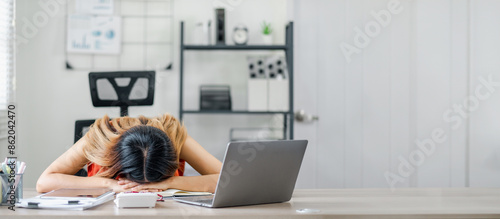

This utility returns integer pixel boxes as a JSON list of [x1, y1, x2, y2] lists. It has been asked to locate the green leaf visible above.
[[261, 21, 273, 35]]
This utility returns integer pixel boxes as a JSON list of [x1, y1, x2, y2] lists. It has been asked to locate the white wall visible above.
[[16, 0, 288, 188]]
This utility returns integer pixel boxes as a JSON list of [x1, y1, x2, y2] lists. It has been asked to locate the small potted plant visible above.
[[261, 21, 273, 45]]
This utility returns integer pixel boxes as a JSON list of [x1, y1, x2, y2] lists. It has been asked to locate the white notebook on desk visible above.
[[17, 188, 115, 210]]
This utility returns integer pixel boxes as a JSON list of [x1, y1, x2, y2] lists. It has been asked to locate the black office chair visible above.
[[74, 119, 96, 144], [73, 71, 156, 177], [88, 71, 156, 117]]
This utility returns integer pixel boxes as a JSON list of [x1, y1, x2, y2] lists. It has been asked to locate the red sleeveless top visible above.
[[87, 159, 185, 178]]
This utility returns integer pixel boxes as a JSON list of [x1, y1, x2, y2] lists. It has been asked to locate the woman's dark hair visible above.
[[114, 125, 178, 183]]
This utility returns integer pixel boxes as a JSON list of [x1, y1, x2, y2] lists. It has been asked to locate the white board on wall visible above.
[[66, 15, 121, 54], [65, 0, 174, 71]]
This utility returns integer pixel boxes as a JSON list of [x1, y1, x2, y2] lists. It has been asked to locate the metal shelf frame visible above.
[[179, 21, 294, 139]]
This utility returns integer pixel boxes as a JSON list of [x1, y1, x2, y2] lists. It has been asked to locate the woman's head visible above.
[[82, 114, 187, 182], [114, 125, 178, 182]]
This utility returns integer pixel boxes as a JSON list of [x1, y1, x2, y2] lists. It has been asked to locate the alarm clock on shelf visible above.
[[233, 24, 249, 45]]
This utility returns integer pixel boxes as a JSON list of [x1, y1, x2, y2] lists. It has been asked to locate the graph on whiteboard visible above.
[[66, 15, 121, 54]]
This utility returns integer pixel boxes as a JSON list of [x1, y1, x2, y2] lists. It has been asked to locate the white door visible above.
[[291, 0, 487, 189]]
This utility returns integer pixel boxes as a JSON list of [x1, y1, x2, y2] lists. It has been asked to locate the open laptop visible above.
[[173, 140, 308, 208]]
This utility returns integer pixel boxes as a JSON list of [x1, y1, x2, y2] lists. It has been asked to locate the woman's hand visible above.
[[107, 179, 130, 193], [124, 177, 174, 192], [117, 178, 140, 190], [118, 178, 167, 192]]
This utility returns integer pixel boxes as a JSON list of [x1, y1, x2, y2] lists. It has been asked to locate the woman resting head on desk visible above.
[[36, 113, 222, 193]]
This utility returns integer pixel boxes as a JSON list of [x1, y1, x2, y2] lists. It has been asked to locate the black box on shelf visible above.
[[200, 85, 232, 110], [215, 8, 225, 45]]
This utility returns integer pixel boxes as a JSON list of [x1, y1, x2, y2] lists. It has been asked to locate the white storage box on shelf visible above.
[[266, 55, 289, 111], [247, 56, 268, 111]]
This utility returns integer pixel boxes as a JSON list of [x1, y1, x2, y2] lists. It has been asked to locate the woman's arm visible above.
[[162, 135, 222, 192], [180, 135, 222, 175], [126, 135, 222, 193], [36, 138, 122, 193]]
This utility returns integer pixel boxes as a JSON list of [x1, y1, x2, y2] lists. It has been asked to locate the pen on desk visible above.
[[18, 162, 26, 174], [13, 162, 26, 191], [0, 160, 4, 203], [0, 175, 4, 203], [0, 167, 6, 203], [1, 163, 10, 174]]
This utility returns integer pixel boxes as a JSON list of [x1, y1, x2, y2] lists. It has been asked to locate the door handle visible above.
[[294, 110, 319, 123]]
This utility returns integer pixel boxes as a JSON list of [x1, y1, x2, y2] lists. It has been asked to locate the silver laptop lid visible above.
[[212, 140, 308, 207]]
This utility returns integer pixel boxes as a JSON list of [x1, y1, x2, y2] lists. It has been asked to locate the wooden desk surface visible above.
[[1, 188, 500, 218]]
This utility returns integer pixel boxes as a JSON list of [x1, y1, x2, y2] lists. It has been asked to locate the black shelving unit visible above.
[[179, 21, 294, 139]]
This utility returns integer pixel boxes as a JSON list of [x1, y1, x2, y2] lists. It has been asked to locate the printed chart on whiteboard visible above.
[[64, 0, 174, 71], [67, 15, 121, 54]]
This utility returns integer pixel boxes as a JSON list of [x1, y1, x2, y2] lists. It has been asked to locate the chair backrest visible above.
[[74, 119, 96, 143], [88, 71, 156, 116]]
